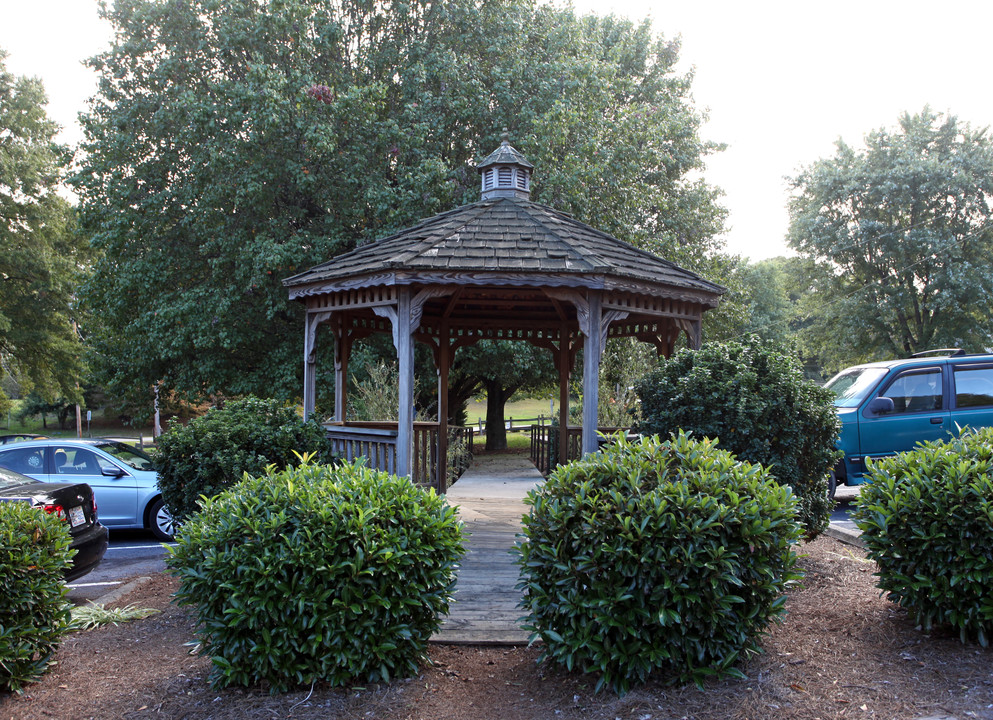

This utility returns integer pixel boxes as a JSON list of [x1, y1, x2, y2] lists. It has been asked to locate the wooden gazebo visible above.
[[284, 135, 724, 489]]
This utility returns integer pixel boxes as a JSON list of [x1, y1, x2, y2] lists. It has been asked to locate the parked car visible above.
[[824, 349, 993, 497], [0, 433, 47, 444], [0, 438, 174, 541], [0, 466, 109, 581]]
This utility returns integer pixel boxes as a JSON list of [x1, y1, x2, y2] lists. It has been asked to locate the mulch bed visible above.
[[3, 536, 992, 720]]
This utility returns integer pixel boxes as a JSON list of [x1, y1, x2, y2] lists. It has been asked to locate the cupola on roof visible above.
[[477, 130, 533, 200]]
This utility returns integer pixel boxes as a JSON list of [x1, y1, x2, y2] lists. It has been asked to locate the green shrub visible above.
[[634, 336, 840, 539], [167, 458, 465, 692], [853, 428, 993, 646], [0, 503, 74, 693], [515, 432, 803, 693], [155, 396, 335, 521]]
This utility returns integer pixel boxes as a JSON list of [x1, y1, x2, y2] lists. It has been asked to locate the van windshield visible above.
[[824, 367, 888, 407]]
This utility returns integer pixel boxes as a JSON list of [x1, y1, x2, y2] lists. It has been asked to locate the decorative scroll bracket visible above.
[[676, 318, 702, 350], [373, 287, 452, 350], [410, 287, 452, 333], [597, 310, 630, 349], [372, 305, 400, 349], [544, 289, 628, 355], [305, 311, 333, 364]]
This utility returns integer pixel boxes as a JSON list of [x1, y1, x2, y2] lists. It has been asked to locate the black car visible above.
[[0, 466, 109, 581]]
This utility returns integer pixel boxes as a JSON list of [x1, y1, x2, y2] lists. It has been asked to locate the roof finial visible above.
[[477, 133, 534, 201]]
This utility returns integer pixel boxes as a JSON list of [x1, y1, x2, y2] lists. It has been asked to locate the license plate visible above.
[[68, 506, 86, 528]]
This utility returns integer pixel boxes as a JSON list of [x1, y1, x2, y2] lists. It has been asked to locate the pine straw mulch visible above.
[[3, 536, 992, 720]]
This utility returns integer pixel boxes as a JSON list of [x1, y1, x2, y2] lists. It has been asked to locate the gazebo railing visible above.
[[529, 425, 628, 476], [325, 421, 473, 490], [326, 423, 399, 476], [446, 425, 475, 483]]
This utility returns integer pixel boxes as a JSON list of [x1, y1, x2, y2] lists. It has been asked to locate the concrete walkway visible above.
[[432, 453, 542, 644]]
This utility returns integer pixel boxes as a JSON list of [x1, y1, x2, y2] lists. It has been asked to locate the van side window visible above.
[[880, 369, 943, 413], [954, 365, 993, 408]]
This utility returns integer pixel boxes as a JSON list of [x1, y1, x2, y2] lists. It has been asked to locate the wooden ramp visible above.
[[432, 453, 543, 645]]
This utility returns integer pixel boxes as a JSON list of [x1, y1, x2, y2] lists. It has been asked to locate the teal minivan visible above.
[[825, 349, 993, 497]]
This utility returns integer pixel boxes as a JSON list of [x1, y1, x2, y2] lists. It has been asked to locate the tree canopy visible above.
[[0, 50, 87, 412], [788, 109, 993, 362], [75, 0, 730, 408]]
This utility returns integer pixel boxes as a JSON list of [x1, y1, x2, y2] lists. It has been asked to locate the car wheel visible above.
[[828, 468, 838, 501], [148, 497, 175, 541]]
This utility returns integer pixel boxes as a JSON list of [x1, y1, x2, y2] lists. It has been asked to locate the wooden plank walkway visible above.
[[432, 453, 543, 645]]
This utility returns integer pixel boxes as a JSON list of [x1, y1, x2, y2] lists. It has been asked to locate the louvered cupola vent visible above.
[[477, 130, 534, 200]]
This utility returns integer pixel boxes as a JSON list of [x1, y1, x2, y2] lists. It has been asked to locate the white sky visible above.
[[3, 0, 992, 261]]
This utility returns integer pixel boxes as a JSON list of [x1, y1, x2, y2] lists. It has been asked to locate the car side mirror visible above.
[[102, 466, 126, 478], [867, 396, 895, 415]]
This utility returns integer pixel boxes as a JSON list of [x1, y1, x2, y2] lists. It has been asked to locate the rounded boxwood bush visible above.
[[634, 336, 841, 539], [155, 396, 335, 522], [167, 458, 465, 692], [0, 502, 73, 693], [515, 432, 803, 693], [853, 427, 993, 646]]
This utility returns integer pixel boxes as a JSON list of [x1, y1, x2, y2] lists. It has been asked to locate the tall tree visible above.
[[788, 109, 993, 361], [454, 342, 557, 451], [734, 258, 794, 345], [0, 50, 86, 412], [729, 256, 831, 379], [75, 0, 731, 408]]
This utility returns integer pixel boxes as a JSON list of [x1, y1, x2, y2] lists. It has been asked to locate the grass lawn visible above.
[[3, 401, 156, 443], [471, 432, 531, 453], [465, 396, 552, 453], [7, 395, 556, 446], [464, 396, 557, 427]]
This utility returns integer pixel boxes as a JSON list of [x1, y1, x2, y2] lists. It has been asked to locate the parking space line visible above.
[[67, 580, 124, 588]]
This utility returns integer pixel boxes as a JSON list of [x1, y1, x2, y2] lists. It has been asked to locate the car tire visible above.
[[148, 497, 175, 541], [828, 468, 838, 501]]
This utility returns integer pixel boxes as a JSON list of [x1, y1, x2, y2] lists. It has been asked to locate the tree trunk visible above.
[[484, 380, 509, 451], [447, 374, 480, 427]]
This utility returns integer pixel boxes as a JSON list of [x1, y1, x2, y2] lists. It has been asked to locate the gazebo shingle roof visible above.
[[283, 196, 724, 303], [477, 140, 534, 170]]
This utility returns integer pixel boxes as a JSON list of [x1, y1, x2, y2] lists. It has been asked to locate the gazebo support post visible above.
[[395, 289, 415, 478], [333, 321, 350, 423], [374, 287, 452, 481], [303, 325, 316, 422], [372, 290, 415, 478], [302, 311, 331, 422], [571, 291, 629, 457], [436, 332, 451, 493], [580, 292, 603, 455], [557, 332, 571, 465], [689, 319, 703, 350]]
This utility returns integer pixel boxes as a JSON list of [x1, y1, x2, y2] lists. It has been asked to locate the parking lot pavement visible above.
[[827, 485, 863, 546], [67, 532, 172, 604], [64, 486, 869, 604]]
